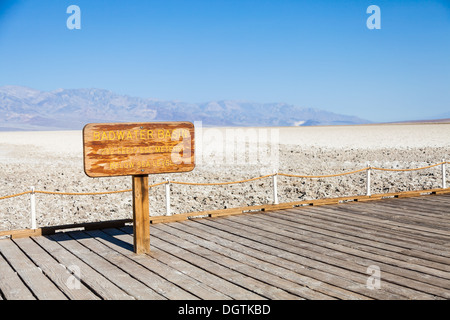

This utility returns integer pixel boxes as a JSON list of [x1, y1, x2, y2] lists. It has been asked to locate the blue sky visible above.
[[0, 0, 449, 122]]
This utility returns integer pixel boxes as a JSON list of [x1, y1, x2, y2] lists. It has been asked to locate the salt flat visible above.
[[0, 123, 449, 231], [0, 123, 449, 152], [273, 123, 450, 148]]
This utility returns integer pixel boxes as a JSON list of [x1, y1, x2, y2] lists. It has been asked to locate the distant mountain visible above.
[[388, 118, 450, 124], [433, 111, 450, 119], [0, 85, 371, 130]]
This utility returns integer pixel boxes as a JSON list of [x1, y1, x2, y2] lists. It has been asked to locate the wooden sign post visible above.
[[83, 122, 195, 254], [132, 175, 150, 254]]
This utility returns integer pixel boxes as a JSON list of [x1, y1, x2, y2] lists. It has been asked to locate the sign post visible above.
[[83, 122, 195, 254], [132, 175, 150, 254]]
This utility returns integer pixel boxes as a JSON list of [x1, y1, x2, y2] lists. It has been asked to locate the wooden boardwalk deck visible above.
[[0, 194, 449, 300]]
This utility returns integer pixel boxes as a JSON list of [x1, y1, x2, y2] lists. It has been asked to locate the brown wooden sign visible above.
[[83, 121, 195, 254], [83, 122, 195, 178]]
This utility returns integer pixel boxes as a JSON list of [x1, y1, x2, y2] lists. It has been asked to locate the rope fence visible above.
[[1, 161, 449, 230], [278, 167, 369, 178]]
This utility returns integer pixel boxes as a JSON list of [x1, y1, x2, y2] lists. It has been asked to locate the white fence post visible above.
[[272, 171, 279, 205], [366, 164, 371, 197], [443, 159, 447, 189], [165, 178, 171, 216], [30, 186, 37, 230]]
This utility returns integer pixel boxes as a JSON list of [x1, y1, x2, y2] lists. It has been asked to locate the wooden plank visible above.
[[1, 192, 448, 300], [10, 229, 43, 239], [227, 213, 450, 296], [0, 239, 67, 300], [48, 232, 165, 300], [290, 208, 450, 263], [0, 229, 42, 239], [185, 219, 414, 300], [228, 213, 449, 298], [335, 200, 450, 232], [132, 175, 150, 254], [253, 211, 450, 274], [32, 235, 134, 300], [315, 205, 450, 245], [12, 237, 100, 300], [69, 230, 197, 300], [435, 189, 450, 195], [150, 225, 298, 299], [118, 227, 264, 300], [261, 203, 295, 211], [160, 222, 373, 300], [373, 198, 450, 220], [377, 198, 450, 225], [209, 208, 251, 218], [120, 225, 275, 300], [412, 194, 450, 204], [393, 202, 450, 217], [334, 202, 450, 234], [156, 223, 340, 300], [197, 216, 414, 300], [393, 193, 450, 205], [204, 218, 442, 299], [0, 245, 35, 300], [311, 205, 449, 244], [83, 122, 195, 177], [275, 208, 450, 265], [200, 217, 440, 299], [89, 228, 232, 300], [291, 207, 450, 256], [0, 219, 132, 239]]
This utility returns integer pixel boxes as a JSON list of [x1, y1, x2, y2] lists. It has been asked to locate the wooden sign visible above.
[[83, 122, 195, 177], [83, 121, 195, 254]]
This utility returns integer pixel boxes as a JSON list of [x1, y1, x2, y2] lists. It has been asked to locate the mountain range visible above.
[[0, 85, 372, 131]]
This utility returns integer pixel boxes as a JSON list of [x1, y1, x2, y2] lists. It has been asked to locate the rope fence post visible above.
[[165, 178, 171, 216], [443, 159, 447, 189], [272, 171, 279, 205], [30, 186, 37, 230], [366, 164, 371, 197]]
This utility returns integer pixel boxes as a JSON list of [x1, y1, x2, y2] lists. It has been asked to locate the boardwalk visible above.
[[0, 194, 449, 300]]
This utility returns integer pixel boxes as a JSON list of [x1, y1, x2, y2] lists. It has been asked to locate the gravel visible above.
[[0, 124, 449, 231]]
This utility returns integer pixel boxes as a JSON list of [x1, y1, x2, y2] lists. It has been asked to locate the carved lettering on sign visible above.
[[83, 122, 195, 177]]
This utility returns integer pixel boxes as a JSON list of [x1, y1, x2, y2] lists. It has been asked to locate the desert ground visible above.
[[0, 123, 449, 231]]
